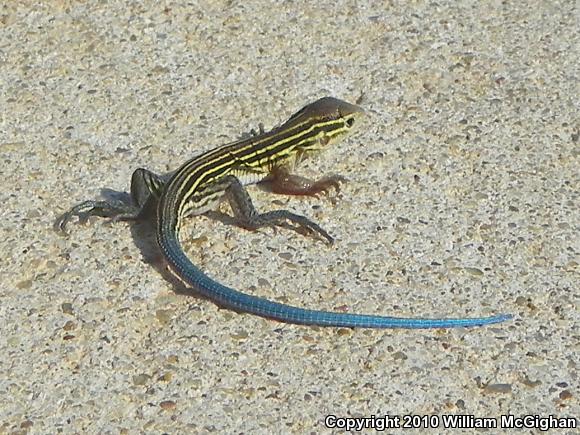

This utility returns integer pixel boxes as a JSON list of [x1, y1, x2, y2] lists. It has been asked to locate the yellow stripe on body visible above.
[[173, 118, 349, 221]]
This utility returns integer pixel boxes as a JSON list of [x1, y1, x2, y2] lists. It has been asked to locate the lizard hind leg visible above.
[[54, 168, 165, 233], [54, 199, 141, 233], [130, 168, 166, 208]]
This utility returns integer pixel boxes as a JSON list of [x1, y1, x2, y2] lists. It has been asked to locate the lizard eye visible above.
[[346, 117, 355, 128]]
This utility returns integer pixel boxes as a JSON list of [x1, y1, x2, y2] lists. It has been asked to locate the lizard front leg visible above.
[[222, 175, 334, 244], [262, 166, 347, 199]]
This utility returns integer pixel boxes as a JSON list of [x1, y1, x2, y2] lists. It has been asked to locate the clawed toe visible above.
[[54, 199, 141, 233], [311, 175, 348, 197]]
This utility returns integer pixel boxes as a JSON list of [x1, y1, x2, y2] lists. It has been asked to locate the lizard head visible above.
[[282, 97, 366, 160]]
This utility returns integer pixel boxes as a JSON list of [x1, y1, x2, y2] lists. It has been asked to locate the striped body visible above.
[[160, 99, 358, 231], [154, 97, 512, 328]]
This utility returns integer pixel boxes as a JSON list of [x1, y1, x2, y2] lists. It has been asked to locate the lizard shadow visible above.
[[97, 183, 329, 310], [98, 188, 255, 305], [98, 188, 206, 301]]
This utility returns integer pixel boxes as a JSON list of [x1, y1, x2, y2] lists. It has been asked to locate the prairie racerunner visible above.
[[56, 97, 512, 329]]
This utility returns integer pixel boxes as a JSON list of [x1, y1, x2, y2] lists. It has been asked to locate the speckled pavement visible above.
[[1, 1, 578, 433]]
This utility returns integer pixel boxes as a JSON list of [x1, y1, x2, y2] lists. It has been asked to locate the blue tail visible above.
[[161, 235, 512, 329]]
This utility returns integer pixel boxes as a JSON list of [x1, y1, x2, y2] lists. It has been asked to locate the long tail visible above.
[[160, 234, 512, 329]]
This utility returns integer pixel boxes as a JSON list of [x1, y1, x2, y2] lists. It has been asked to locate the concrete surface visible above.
[[0, 1, 578, 433]]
